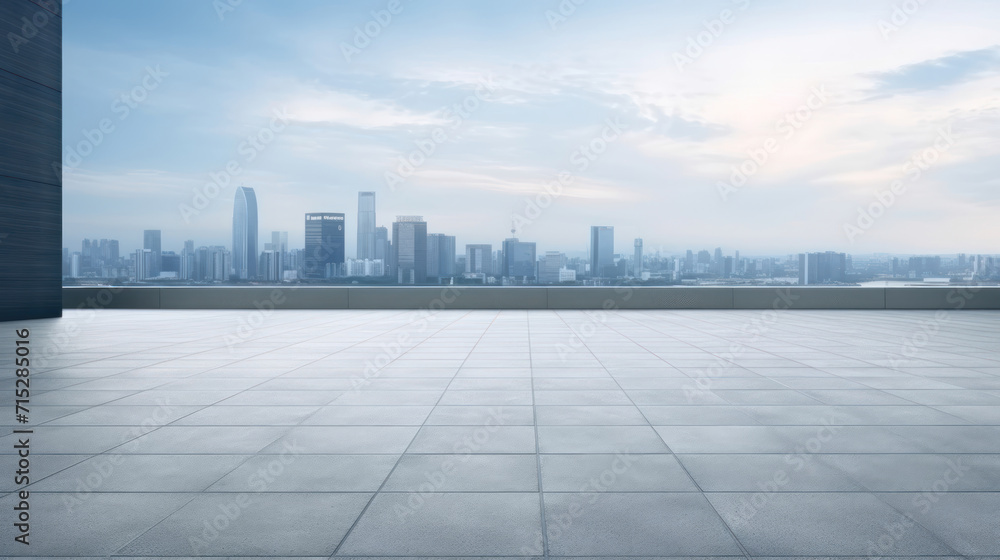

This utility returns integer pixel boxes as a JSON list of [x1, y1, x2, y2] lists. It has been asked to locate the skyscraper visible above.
[[589, 226, 614, 278], [267, 231, 288, 272], [633, 238, 643, 276], [143, 229, 161, 278], [357, 191, 376, 260], [232, 186, 258, 280], [259, 250, 282, 282], [502, 238, 537, 281], [375, 226, 390, 276], [304, 213, 345, 279], [426, 235, 440, 281], [134, 248, 153, 281], [799, 252, 846, 285], [392, 216, 427, 284], [181, 241, 195, 280], [426, 234, 456, 280], [466, 244, 492, 275], [440, 235, 456, 277]]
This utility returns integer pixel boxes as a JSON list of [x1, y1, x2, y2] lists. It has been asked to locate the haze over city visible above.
[[62, 0, 1000, 256]]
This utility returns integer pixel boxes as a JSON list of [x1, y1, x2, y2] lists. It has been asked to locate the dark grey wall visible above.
[[63, 286, 1000, 310], [0, 0, 62, 321]]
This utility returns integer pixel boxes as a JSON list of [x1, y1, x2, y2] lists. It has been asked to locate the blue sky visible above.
[[63, 0, 1000, 257]]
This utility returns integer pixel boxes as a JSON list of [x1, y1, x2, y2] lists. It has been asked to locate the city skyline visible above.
[[62, 185, 1000, 286], [62, 1, 1000, 255]]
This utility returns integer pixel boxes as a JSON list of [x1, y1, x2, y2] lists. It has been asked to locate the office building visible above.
[[374, 226, 390, 275], [634, 238, 643, 276], [192, 246, 230, 282], [426, 235, 440, 281], [722, 256, 734, 278], [133, 248, 154, 281], [466, 244, 492, 275], [539, 251, 567, 284], [590, 226, 614, 277], [160, 251, 180, 278], [304, 213, 345, 279], [799, 251, 847, 285], [909, 256, 942, 278], [357, 191, 376, 260], [143, 229, 162, 278], [346, 259, 385, 277], [427, 234, 456, 280], [502, 238, 536, 282], [392, 216, 427, 284], [81, 239, 94, 270], [259, 250, 282, 282], [264, 231, 288, 273], [232, 186, 258, 279]]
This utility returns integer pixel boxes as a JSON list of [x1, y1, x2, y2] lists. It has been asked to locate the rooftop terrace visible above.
[[2, 308, 999, 558]]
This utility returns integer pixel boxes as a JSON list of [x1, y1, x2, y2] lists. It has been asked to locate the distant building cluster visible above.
[[63, 187, 1000, 287]]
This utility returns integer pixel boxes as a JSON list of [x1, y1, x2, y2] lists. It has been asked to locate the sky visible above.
[[63, 0, 1000, 258]]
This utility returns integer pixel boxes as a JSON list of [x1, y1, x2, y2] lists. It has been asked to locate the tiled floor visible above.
[[2, 308, 999, 558]]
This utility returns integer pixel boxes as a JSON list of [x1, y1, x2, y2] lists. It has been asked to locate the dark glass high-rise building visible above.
[[439, 235, 456, 277], [232, 186, 258, 279], [392, 216, 427, 284], [502, 238, 536, 281], [589, 226, 614, 278], [143, 229, 162, 278], [799, 251, 846, 285], [304, 213, 345, 279], [426, 233, 456, 280], [357, 191, 376, 260]]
